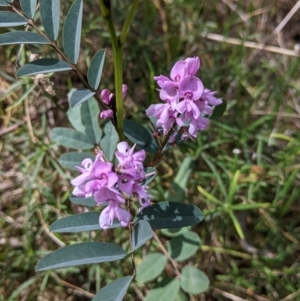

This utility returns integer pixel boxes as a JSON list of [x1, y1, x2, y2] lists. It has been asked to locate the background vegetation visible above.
[[1, 0, 300, 300]]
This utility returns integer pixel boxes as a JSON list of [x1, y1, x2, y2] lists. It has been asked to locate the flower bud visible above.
[[122, 84, 128, 100], [100, 109, 113, 119], [100, 89, 111, 105]]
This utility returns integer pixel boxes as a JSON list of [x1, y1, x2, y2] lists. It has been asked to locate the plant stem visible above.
[[99, 0, 124, 140], [152, 230, 181, 277], [120, 0, 140, 46]]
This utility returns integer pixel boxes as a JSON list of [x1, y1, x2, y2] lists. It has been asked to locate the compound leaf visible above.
[[0, 12, 27, 27], [50, 127, 94, 150], [36, 242, 126, 271], [16, 59, 71, 77], [124, 120, 158, 154], [100, 121, 119, 161], [88, 49, 106, 89], [168, 231, 201, 261], [69, 89, 95, 108], [0, 0, 13, 6], [40, 0, 61, 41], [50, 212, 120, 233], [0, 32, 49, 45], [130, 221, 153, 254], [144, 277, 180, 301], [19, 0, 36, 19], [136, 253, 167, 283], [180, 266, 209, 294], [59, 151, 94, 171], [135, 201, 204, 229], [62, 0, 83, 64], [69, 195, 97, 206], [92, 276, 133, 301]]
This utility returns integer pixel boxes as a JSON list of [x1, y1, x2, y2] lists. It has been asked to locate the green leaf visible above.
[[124, 120, 158, 154], [50, 212, 120, 233], [0, 0, 13, 6], [36, 242, 126, 271], [100, 121, 119, 161], [69, 89, 95, 108], [0, 12, 27, 27], [180, 266, 209, 294], [174, 291, 188, 301], [16, 59, 72, 77], [62, 0, 83, 64], [0, 32, 49, 45], [136, 253, 167, 283], [143, 167, 157, 185], [68, 96, 102, 143], [92, 276, 133, 301], [19, 0, 37, 19], [210, 99, 227, 120], [168, 231, 201, 261], [144, 277, 180, 301], [50, 127, 94, 150], [161, 227, 190, 237], [40, 0, 60, 40], [130, 221, 153, 253], [166, 157, 194, 202], [135, 201, 204, 229], [59, 151, 95, 171], [88, 49, 106, 89], [70, 195, 97, 206]]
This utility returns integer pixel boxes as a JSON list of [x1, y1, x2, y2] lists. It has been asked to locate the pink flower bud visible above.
[[100, 89, 111, 105], [122, 84, 128, 100], [100, 109, 114, 119]]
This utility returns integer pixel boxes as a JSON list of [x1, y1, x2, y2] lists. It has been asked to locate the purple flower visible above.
[[122, 84, 128, 100], [117, 174, 152, 208], [133, 184, 152, 208], [99, 202, 131, 229], [100, 109, 114, 119], [71, 155, 118, 197], [94, 187, 125, 205], [101, 89, 111, 105], [178, 76, 204, 100], [115, 142, 146, 179], [184, 56, 200, 76], [201, 89, 222, 106], [95, 187, 130, 229], [146, 56, 222, 140]]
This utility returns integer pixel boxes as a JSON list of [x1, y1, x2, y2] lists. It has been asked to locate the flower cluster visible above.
[[99, 84, 128, 119], [71, 142, 151, 229], [146, 57, 222, 140]]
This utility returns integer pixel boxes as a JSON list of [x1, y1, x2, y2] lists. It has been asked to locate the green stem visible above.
[[99, 0, 124, 140], [120, 0, 140, 46]]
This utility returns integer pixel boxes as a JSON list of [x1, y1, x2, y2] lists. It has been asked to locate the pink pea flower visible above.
[[71, 155, 118, 197], [100, 109, 114, 119], [95, 187, 130, 229], [184, 56, 200, 76], [122, 84, 128, 100], [99, 202, 131, 229], [115, 142, 146, 179], [117, 174, 152, 208], [177, 76, 204, 100], [201, 89, 222, 106], [100, 89, 111, 105]]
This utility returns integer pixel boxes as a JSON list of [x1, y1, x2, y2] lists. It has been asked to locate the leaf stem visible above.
[[152, 230, 197, 301]]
